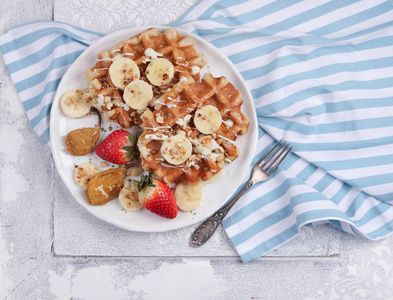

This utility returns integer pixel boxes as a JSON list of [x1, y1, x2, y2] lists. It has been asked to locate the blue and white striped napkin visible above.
[[2, 0, 393, 263]]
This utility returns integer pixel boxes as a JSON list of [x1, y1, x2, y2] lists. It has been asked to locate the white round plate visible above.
[[50, 25, 258, 232]]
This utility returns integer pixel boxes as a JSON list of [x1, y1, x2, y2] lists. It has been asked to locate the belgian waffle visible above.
[[138, 73, 249, 185], [82, 28, 208, 128]]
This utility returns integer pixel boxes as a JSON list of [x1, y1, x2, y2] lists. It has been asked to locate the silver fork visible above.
[[189, 139, 292, 247]]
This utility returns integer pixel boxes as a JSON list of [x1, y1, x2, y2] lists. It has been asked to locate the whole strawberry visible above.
[[137, 171, 177, 219], [95, 130, 136, 165]]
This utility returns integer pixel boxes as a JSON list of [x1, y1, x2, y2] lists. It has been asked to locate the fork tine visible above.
[[267, 146, 292, 175], [255, 139, 283, 166], [261, 141, 288, 171]]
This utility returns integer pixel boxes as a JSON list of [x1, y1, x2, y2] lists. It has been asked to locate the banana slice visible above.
[[123, 79, 153, 109], [175, 182, 204, 211], [108, 57, 140, 89], [119, 180, 143, 211], [194, 105, 222, 134], [161, 134, 192, 165], [60, 90, 91, 118], [146, 58, 175, 86], [74, 163, 99, 187]]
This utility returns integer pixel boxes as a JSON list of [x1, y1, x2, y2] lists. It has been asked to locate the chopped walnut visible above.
[[129, 165, 144, 176], [92, 79, 102, 90], [224, 158, 232, 163], [99, 161, 109, 168], [123, 179, 131, 189], [104, 96, 113, 110], [155, 113, 164, 124], [216, 155, 225, 163]]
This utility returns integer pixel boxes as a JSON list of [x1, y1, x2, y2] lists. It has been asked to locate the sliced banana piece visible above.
[[60, 89, 91, 118], [161, 134, 192, 165], [146, 58, 175, 86], [109, 57, 140, 89], [194, 105, 222, 134], [74, 163, 98, 187], [119, 180, 143, 211], [123, 79, 153, 109], [175, 182, 204, 211]]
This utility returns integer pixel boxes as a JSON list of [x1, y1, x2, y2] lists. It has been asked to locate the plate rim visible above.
[[50, 25, 258, 232]]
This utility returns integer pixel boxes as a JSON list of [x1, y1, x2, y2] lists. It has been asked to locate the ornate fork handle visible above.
[[189, 180, 254, 247], [189, 139, 292, 248]]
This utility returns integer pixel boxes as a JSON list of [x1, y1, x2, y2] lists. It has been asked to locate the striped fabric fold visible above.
[[0, 22, 103, 144], [2, 0, 393, 262]]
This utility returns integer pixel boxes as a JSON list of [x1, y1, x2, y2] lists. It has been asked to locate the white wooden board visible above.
[[53, 172, 341, 257], [2, 0, 393, 299]]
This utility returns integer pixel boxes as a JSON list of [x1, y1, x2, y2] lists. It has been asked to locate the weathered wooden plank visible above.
[[0, 0, 53, 35], [53, 0, 199, 33], [12, 239, 393, 300], [53, 172, 342, 258], [2, 0, 393, 299], [0, 1, 54, 298]]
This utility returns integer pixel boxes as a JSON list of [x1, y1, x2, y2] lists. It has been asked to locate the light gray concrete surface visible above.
[[1, 0, 393, 299]]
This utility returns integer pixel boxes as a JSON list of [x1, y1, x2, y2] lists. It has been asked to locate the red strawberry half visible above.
[[95, 130, 136, 165], [137, 172, 177, 219]]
